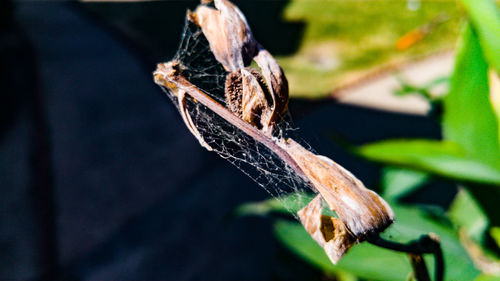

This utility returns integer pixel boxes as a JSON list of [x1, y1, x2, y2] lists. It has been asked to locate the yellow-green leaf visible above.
[[491, 227, 500, 248], [448, 188, 489, 243]]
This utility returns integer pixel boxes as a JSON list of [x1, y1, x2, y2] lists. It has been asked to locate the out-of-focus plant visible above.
[[238, 0, 500, 280], [279, 0, 462, 98]]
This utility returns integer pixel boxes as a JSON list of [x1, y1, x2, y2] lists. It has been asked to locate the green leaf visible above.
[[394, 75, 449, 101], [274, 202, 479, 281], [381, 166, 430, 200], [448, 188, 489, 243], [459, 0, 500, 72], [491, 227, 500, 248], [357, 139, 500, 185], [442, 24, 500, 168]]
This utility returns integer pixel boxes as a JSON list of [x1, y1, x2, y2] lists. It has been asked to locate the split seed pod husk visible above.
[[253, 49, 289, 124], [191, 0, 288, 129], [192, 0, 257, 71], [225, 68, 273, 130]]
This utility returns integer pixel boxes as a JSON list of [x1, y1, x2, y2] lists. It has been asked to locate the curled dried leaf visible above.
[[281, 139, 394, 238], [298, 195, 356, 264]]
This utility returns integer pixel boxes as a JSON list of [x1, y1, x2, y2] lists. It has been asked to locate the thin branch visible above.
[[367, 233, 443, 281], [409, 254, 431, 281]]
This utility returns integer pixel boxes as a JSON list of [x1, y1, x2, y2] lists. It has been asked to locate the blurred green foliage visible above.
[[357, 139, 500, 185], [238, 0, 500, 280], [238, 193, 479, 281], [381, 166, 429, 200], [279, 0, 463, 98]]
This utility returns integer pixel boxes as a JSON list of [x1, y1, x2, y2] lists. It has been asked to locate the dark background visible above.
[[0, 1, 450, 280]]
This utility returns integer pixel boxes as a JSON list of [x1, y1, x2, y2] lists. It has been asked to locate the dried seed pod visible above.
[[280, 138, 394, 238], [253, 49, 289, 123], [192, 0, 289, 129], [192, 0, 257, 71], [225, 68, 273, 130], [156, 2, 396, 265], [224, 70, 244, 117], [240, 69, 273, 129], [298, 195, 355, 264]]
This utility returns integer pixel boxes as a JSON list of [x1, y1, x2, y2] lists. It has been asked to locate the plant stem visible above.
[[367, 233, 443, 281], [409, 253, 431, 281], [157, 62, 308, 180]]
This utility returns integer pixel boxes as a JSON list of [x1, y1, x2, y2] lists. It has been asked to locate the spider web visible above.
[[159, 17, 317, 215]]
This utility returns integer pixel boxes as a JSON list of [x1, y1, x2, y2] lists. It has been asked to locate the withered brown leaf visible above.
[[298, 195, 356, 264], [281, 139, 394, 239]]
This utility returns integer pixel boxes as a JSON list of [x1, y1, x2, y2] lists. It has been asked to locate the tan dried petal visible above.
[[240, 69, 273, 129], [193, 0, 257, 71], [298, 195, 356, 264], [281, 139, 394, 238]]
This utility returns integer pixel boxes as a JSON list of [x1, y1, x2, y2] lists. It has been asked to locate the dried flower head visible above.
[[191, 0, 288, 131], [154, 0, 394, 266]]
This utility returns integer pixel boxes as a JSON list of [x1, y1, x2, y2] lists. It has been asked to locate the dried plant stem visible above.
[[156, 63, 307, 180], [367, 233, 443, 281], [409, 253, 431, 281]]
